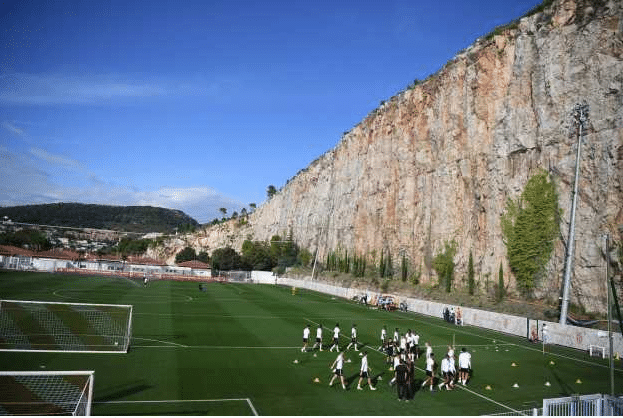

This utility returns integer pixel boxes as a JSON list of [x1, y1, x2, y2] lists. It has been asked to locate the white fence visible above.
[[250, 272, 623, 354], [542, 394, 623, 416]]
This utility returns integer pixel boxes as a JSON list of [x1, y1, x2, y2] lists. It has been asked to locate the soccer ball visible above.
[[114, 341, 119, 346]]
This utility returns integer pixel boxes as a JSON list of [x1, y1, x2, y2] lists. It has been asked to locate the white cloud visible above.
[[2, 121, 25, 136], [0, 146, 243, 223], [0, 73, 238, 106], [29, 147, 85, 171]]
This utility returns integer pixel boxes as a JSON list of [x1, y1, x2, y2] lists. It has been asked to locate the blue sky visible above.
[[1, 0, 542, 223]]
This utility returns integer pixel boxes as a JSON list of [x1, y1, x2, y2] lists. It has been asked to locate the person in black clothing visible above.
[[395, 357, 409, 401]]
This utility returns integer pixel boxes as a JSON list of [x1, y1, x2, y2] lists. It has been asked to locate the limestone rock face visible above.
[[154, 0, 623, 314]]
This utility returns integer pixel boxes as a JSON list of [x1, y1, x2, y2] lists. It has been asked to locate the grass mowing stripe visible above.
[[2, 302, 57, 350]]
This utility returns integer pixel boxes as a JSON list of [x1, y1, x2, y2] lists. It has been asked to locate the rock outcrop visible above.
[[150, 0, 623, 314]]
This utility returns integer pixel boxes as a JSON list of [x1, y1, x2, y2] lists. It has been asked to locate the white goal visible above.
[[589, 344, 606, 358], [0, 370, 94, 416], [0, 300, 133, 353]]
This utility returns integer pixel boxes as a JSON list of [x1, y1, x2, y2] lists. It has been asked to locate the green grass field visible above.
[[0, 271, 620, 415]]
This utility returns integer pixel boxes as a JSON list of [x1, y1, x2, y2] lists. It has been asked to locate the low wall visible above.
[[250, 271, 623, 354]]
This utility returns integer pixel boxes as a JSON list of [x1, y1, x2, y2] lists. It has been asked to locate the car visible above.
[[377, 295, 397, 311]]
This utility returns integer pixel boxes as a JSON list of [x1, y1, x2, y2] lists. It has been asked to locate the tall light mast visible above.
[[559, 103, 589, 324]]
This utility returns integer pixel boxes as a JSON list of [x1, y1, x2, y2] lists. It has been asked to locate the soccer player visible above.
[[447, 345, 455, 364], [393, 328, 400, 345], [438, 354, 454, 390], [329, 323, 340, 352], [389, 354, 401, 385], [329, 351, 347, 389], [424, 341, 433, 361], [313, 324, 323, 351], [412, 331, 420, 359], [357, 351, 376, 390], [379, 325, 387, 350], [458, 347, 472, 385], [302, 324, 310, 352], [399, 334, 407, 360], [394, 357, 409, 401], [422, 352, 436, 392], [346, 324, 359, 351]]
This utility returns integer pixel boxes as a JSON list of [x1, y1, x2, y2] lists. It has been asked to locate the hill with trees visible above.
[[0, 203, 199, 234]]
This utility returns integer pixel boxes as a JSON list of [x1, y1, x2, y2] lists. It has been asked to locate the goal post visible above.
[[0, 370, 94, 416], [589, 344, 606, 359], [0, 299, 133, 353]]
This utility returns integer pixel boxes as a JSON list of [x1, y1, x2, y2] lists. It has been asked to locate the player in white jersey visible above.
[[389, 354, 401, 385], [458, 347, 472, 385], [346, 324, 359, 351], [393, 328, 400, 344], [399, 335, 407, 360], [329, 323, 341, 352], [412, 331, 420, 359], [424, 341, 433, 361], [356, 351, 376, 390], [379, 326, 387, 350], [312, 324, 323, 351], [329, 351, 347, 389], [302, 324, 311, 352], [422, 352, 436, 391], [438, 354, 455, 390]]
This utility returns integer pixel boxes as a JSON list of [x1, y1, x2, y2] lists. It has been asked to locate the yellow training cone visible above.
[[576, 379, 582, 384], [545, 381, 551, 386], [485, 385, 492, 390], [512, 383, 519, 388], [511, 362, 517, 367], [549, 360, 555, 365], [313, 377, 320, 383]]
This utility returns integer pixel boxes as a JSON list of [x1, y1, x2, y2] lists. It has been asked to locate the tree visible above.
[[433, 240, 457, 293], [197, 251, 209, 264], [211, 247, 243, 273], [175, 246, 196, 264], [401, 254, 409, 282], [501, 170, 560, 296], [249, 203, 256, 211], [468, 251, 475, 295], [267, 185, 277, 200], [497, 262, 505, 302], [219, 208, 227, 217], [241, 240, 274, 271]]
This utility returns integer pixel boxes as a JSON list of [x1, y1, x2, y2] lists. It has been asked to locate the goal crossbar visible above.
[[0, 370, 94, 416], [0, 299, 133, 353]]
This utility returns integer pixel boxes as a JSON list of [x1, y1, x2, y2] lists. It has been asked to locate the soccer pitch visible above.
[[0, 271, 620, 415]]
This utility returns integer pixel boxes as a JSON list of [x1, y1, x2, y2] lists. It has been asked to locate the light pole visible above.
[[560, 103, 589, 324]]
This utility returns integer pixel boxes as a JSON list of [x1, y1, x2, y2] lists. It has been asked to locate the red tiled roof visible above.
[[176, 260, 211, 269], [126, 256, 168, 266], [36, 249, 81, 261], [0, 245, 35, 257]]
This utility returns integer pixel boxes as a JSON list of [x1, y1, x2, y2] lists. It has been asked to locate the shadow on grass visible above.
[[550, 369, 575, 396], [95, 381, 153, 402]]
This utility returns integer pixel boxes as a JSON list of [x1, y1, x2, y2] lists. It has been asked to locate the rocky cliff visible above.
[[150, 0, 623, 314]]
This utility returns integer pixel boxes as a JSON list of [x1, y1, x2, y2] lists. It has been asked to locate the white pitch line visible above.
[[132, 337, 188, 348], [132, 344, 299, 349], [95, 398, 259, 415]]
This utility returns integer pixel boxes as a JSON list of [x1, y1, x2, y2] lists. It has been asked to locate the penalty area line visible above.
[[95, 398, 259, 416]]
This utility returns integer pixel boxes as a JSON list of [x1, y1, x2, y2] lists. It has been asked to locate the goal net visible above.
[[589, 344, 606, 358], [0, 370, 94, 416], [0, 300, 133, 353]]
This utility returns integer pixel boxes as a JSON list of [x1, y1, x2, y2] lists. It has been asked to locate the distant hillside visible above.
[[0, 203, 199, 233]]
